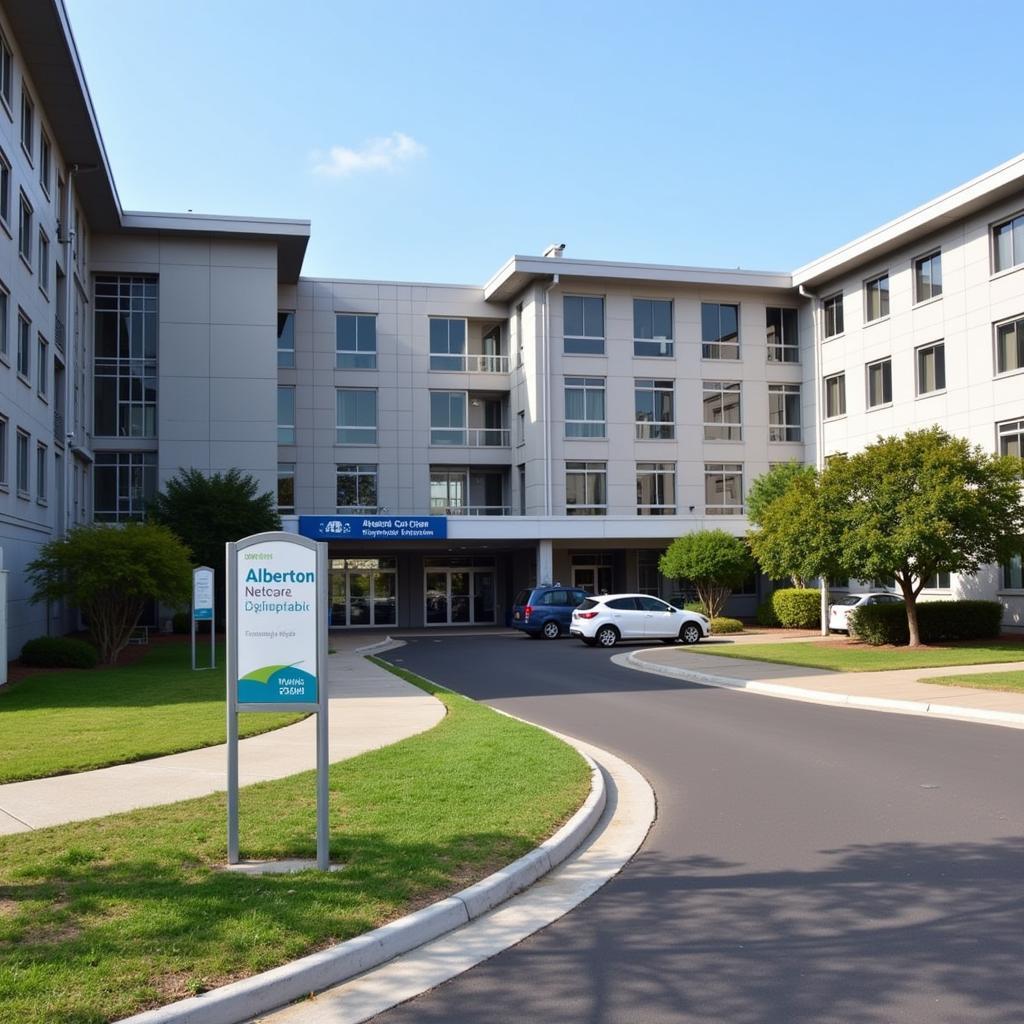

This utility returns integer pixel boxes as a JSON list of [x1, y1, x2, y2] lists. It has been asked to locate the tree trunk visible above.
[[902, 586, 922, 647]]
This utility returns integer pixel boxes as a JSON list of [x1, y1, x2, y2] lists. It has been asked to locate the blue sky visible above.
[[64, 0, 1024, 283]]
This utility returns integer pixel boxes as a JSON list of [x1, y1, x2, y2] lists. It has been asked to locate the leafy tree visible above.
[[26, 523, 191, 664], [659, 530, 754, 619], [746, 463, 819, 586]]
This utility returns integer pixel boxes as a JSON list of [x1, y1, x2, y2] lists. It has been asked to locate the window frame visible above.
[[19, 81, 33, 163], [15, 427, 29, 496], [93, 451, 157, 522], [823, 371, 846, 419], [636, 461, 676, 515], [823, 292, 844, 339], [863, 272, 890, 323], [700, 301, 740, 360], [865, 357, 893, 409], [993, 314, 1024, 378], [337, 312, 378, 370], [0, 27, 12, 115], [768, 382, 802, 442], [337, 463, 379, 514], [336, 387, 379, 446], [704, 462, 743, 516], [0, 414, 7, 489], [565, 460, 607, 515], [36, 332, 47, 400], [37, 227, 49, 296], [634, 378, 675, 440], [915, 341, 946, 396], [996, 418, 1024, 458], [35, 441, 46, 503], [632, 297, 674, 358], [16, 308, 30, 381], [428, 317, 468, 370], [277, 385, 296, 444], [0, 279, 9, 363], [564, 376, 606, 439], [913, 250, 942, 304], [702, 380, 742, 440], [563, 295, 605, 356], [277, 310, 295, 368], [0, 145, 10, 230], [766, 306, 799, 363], [992, 211, 1024, 276], [277, 461, 296, 514], [18, 190, 32, 265], [39, 129, 51, 199]]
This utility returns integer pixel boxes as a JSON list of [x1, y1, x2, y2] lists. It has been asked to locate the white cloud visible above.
[[311, 132, 426, 178]]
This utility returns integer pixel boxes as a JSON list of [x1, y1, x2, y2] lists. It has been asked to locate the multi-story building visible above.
[[2, 0, 1024, 658]]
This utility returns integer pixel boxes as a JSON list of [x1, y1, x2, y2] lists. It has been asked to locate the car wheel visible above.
[[680, 623, 701, 645], [595, 625, 619, 648], [541, 620, 561, 640], [581, 637, 597, 647]]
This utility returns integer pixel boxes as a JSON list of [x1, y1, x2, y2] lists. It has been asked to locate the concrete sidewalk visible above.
[[0, 638, 445, 835], [625, 645, 1024, 728]]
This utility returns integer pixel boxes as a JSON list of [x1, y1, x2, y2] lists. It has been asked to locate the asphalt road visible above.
[[374, 635, 1024, 1024]]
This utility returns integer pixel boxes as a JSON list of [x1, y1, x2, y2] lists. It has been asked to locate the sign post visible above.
[[226, 532, 329, 869], [192, 566, 215, 671]]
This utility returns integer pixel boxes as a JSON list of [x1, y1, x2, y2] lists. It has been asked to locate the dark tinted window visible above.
[[606, 597, 640, 611], [572, 590, 588, 605], [545, 591, 569, 606], [514, 590, 531, 607], [638, 596, 671, 612], [578, 598, 599, 611]]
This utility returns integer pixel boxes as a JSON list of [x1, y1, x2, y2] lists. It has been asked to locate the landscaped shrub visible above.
[[20, 636, 98, 669], [771, 588, 821, 629], [684, 601, 709, 615], [172, 611, 190, 634], [755, 598, 781, 627], [711, 616, 744, 634], [849, 600, 1003, 646]]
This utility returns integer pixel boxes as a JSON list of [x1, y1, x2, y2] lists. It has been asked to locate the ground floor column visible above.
[[536, 539, 553, 586]]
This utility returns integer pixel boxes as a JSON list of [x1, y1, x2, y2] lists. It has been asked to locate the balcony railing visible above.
[[432, 504, 512, 516], [429, 353, 509, 373], [54, 409, 65, 442], [429, 427, 510, 447]]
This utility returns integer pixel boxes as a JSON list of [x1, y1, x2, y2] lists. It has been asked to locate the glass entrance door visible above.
[[423, 566, 496, 625], [330, 558, 398, 627], [573, 565, 613, 594]]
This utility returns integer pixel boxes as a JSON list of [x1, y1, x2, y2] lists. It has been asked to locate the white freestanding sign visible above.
[[226, 532, 329, 869], [191, 566, 215, 671]]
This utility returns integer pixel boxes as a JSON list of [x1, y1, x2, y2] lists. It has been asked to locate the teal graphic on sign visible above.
[[237, 662, 317, 703]]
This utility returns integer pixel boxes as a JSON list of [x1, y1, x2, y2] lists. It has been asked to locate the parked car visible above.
[[512, 585, 591, 639], [570, 593, 710, 647], [828, 591, 904, 632]]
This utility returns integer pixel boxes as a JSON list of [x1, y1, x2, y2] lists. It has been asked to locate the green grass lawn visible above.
[[920, 669, 1024, 692], [0, 661, 590, 1024], [688, 640, 1024, 673], [0, 643, 302, 783]]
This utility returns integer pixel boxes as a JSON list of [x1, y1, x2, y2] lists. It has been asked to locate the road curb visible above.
[[115, 748, 606, 1024], [622, 651, 1024, 729]]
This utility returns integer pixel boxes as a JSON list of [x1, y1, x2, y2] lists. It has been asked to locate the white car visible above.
[[828, 591, 904, 632], [571, 593, 711, 648]]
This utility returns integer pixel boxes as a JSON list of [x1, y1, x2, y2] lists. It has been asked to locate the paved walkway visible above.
[[628, 644, 1024, 727], [0, 638, 445, 835]]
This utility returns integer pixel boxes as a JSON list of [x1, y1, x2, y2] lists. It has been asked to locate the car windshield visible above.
[[832, 595, 861, 606], [513, 590, 531, 607], [577, 598, 600, 611]]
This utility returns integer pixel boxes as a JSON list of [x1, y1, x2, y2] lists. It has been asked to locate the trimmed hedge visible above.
[[849, 600, 1003, 646], [20, 636, 98, 669], [755, 599, 781, 627], [710, 616, 744, 634], [760, 588, 821, 629], [684, 601, 709, 615]]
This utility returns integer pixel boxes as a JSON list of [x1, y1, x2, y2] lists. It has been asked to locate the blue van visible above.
[[512, 585, 590, 639]]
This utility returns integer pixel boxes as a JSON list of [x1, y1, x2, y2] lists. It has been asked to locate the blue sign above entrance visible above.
[[299, 515, 448, 541]]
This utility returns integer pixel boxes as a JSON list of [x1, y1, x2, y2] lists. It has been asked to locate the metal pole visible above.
[[226, 542, 239, 864], [211, 590, 216, 670], [191, 603, 196, 671], [316, 540, 330, 871]]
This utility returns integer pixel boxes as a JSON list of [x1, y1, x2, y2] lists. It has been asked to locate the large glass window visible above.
[[94, 276, 158, 437], [277, 462, 295, 514], [20, 84, 33, 160], [16, 429, 29, 494], [633, 299, 673, 357], [277, 386, 295, 444], [0, 148, 10, 228], [563, 295, 604, 355], [16, 309, 29, 378], [768, 383, 801, 441], [429, 318, 466, 370], [916, 342, 945, 395], [766, 307, 799, 363], [823, 293, 844, 338], [37, 230, 49, 294], [824, 372, 846, 418], [337, 313, 377, 369], [93, 451, 157, 522], [866, 358, 892, 408], [277, 311, 295, 368], [565, 461, 606, 515], [997, 419, 1024, 458], [635, 379, 674, 439], [430, 390, 466, 445], [703, 381, 742, 440], [701, 302, 739, 359], [864, 273, 890, 321], [35, 443, 46, 501], [39, 131, 51, 198], [704, 463, 743, 515], [18, 191, 31, 263], [914, 251, 942, 302], [430, 467, 467, 513], [995, 315, 1024, 375], [0, 415, 6, 487], [1003, 554, 1024, 590], [36, 334, 47, 398], [993, 213, 1024, 274], [637, 462, 675, 515], [565, 376, 605, 438], [337, 388, 378, 444], [337, 463, 378, 512], [0, 29, 11, 110]]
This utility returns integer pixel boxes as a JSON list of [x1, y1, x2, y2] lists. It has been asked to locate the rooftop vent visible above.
[[543, 243, 566, 258]]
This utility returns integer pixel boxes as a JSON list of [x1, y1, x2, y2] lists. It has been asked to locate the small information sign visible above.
[[191, 566, 215, 671]]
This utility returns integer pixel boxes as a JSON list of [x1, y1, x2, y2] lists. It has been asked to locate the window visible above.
[[278, 462, 295, 514], [920, 571, 951, 590], [1003, 554, 1024, 590], [36, 334, 47, 398], [995, 315, 1024, 375], [93, 451, 157, 522], [993, 212, 1024, 274], [337, 464, 378, 513], [866, 358, 892, 408], [768, 383, 801, 441], [518, 463, 526, 515], [93, 277, 158, 437], [337, 313, 377, 369], [277, 311, 295, 367], [633, 298, 673, 357], [824, 372, 846, 418], [516, 410, 525, 446], [430, 467, 467, 513], [997, 419, 1024, 458], [39, 131, 51, 197], [565, 461, 606, 515], [15, 428, 29, 494], [0, 415, 7, 487], [766, 307, 799, 363], [0, 147, 9, 226], [637, 462, 675, 515], [277, 386, 295, 443], [20, 84, 33, 160], [0, 281, 8, 360], [0, 29, 11, 110], [914, 251, 942, 302], [16, 309, 29, 378], [515, 302, 523, 367], [704, 463, 743, 515], [703, 381, 742, 440], [563, 295, 604, 355], [429, 317, 466, 370], [916, 342, 945, 395], [564, 376, 606, 438], [18, 192, 31, 263], [864, 273, 889, 322], [35, 442, 46, 502], [337, 388, 377, 444], [37, 229, 49, 294], [635, 379, 674, 439], [823, 293, 844, 338], [429, 390, 466, 445], [701, 302, 739, 359]]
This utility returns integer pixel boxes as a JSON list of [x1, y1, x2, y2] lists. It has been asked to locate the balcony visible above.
[[430, 427, 510, 447], [430, 353, 509, 373], [433, 504, 512, 516]]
